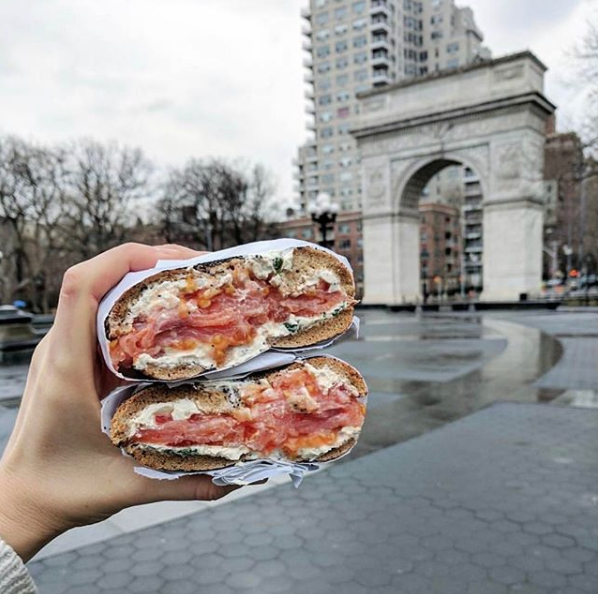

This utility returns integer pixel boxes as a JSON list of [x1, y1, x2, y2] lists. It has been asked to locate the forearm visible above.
[[0, 467, 63, 563]]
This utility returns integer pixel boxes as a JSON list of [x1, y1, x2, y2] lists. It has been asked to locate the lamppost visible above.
[[309, 192, 339, 249]]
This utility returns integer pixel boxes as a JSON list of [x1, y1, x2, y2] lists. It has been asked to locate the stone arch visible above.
[[352, 52, 555, 304], [396, 152, 488, 213]]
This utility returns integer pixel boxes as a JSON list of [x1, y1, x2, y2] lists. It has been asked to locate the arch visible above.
[[352, 52, 555, 304], [396, 152, 489, 213]]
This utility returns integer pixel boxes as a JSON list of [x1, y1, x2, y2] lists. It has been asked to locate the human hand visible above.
[[0, 243, 242, 562]]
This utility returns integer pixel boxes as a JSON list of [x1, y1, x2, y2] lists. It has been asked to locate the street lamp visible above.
[[308, 192, 339, 249]]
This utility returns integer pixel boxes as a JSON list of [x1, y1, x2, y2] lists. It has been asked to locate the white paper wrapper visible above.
[[97, 239, 356, 382], [101, 355, 366, 487]]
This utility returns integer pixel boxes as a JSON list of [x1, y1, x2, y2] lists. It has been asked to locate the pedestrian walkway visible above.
[[28, 403, 598, 594]]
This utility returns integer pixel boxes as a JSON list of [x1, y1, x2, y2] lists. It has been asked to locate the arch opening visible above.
[[401, 158, 485, 301]]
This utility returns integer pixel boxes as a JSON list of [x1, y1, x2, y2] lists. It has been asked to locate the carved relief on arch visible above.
[[363, 165, 388, 211]]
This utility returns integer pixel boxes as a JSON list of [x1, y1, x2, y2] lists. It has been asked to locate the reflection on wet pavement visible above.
[[326, 311, 563, 460]]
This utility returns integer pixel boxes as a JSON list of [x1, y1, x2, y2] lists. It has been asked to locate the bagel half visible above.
[[110, 357, 367, 472], [105, 246, 356, 380]]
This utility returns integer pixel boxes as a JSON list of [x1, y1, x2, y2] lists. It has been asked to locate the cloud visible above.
[[0, 0, 593, 206]]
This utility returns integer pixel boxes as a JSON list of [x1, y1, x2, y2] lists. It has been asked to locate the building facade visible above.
[[419, 203, 461, 297], [295, 0, 489, 213], [543, 119, 598, 278]]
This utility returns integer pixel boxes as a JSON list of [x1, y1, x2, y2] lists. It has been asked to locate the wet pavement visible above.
[[0, 308, 596, 592], [28, 402, 598, 594]]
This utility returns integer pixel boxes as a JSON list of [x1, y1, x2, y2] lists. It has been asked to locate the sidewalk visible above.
[[28, 403, 598, 594]]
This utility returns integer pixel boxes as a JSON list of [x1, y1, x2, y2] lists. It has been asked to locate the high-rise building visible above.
[[295, 0, 489, 213]]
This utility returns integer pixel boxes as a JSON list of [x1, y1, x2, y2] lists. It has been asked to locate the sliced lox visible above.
[[132, 368, 365, 459], [110, 268, 346, 370]]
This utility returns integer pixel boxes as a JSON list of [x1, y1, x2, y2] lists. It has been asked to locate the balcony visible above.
[[303, 57, 313, 69], [371, 37, 390, 51], [465, 232, 482, 240], [304, 88, 314, 100], [302, 40, 312, 52], [305, 103, 315, 115], [370, 19, 390, 35], [306, 120, 316, 131], [465, 244, 483, 253], [304, 71, 314, 83], [372, 70, 391, 86], [463, 203, 482, 212], [302, 25, 312, 38], [301, 7, 311, 21], [370, 3, 390, 18], [372, 53, 391, 67], [465, 184, 482, 197]]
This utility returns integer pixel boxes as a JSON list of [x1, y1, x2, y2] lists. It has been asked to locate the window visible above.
[[319, 111, 333, 122], [339, 155, 352, 166], [337, 106, 350, 118], [316, 29, 330, 41], [353, 18, 367, 30], [447, 42, 460, 54], [340, 187, 353, 197], [318, 78, 332, 91], [445, 248, 452, 256], [321, 127, 334, 138], [335, 40, 348, 53], [353, 0, 366, 13], [447, 57, 459, 69], [322, 144, 334, 154], [445, 231, 452, 240], [339, 142, 352, 152], [317, 62, 331, 73], [336, 57, 349, 69], [318, 94, 332, 105], [430, 14, 443, 25], [357, 238, 363, 247], [334, 6, 347, 20], [354, 68, 368, 81], [339, 223, 351, 234], [323, 159, 334, 170], [316, 45, 330, 58], [337, 124, 351, 136], [340, 239, 352, 250], [321, 173, 335, 184], [335, 24, 348, 35], [336, 90, 351, 102], [301, 228, 313, 239], [315, 12, 329, 26], [286, 230, 297, 239], [420, 50, 428, 61], [431, 30, 444, 40], [336, 74, 349, 86], [353, 35, 367, 48], [354, 51, 368, 64], [339, 171, 353, 181], [432, 0, 442, 7], [315, 0, 327, 7]]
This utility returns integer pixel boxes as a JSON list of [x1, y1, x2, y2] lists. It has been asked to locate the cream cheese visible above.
[[128, 398, 203, 436], [304, 361, 359, 396], [141, 443, 253, 461]]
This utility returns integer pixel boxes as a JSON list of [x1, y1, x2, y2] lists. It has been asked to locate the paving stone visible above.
[[25, 404, 598, 594]]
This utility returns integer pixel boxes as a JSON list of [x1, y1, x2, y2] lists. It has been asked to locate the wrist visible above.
[[0, 464, 65, 562]]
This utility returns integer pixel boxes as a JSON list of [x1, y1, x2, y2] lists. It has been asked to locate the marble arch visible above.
[[352, 52, 555, 303]]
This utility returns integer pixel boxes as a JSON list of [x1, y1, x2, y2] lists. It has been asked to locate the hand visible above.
[[0, 243, 242, 562]]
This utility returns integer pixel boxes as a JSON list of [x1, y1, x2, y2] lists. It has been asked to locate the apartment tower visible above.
[[295, 0, 489, 213]]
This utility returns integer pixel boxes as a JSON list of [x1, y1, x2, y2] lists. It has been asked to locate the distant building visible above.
[[543, 118, 598, 277], [419, 203, 461, 296], [295, 0, 490, 213]]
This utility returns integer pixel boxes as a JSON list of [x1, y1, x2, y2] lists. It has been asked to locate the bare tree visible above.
[[157, 158, 278, 250], [61, 140, 152, 259]]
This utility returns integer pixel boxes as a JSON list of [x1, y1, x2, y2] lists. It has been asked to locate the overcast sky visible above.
[[0, 0, 594, 204]]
